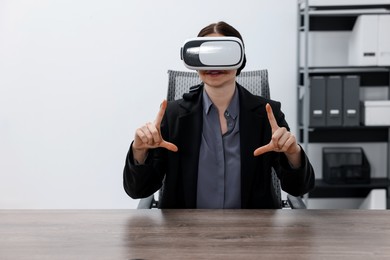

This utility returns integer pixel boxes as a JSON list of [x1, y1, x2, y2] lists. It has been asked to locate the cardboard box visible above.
[[361, 100, 390, 126]]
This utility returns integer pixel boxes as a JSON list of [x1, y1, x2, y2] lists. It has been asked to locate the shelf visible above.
[[299, 126, 389, 143], [298, 67, 390, 86], [299, 66, 390, 73], [309, 178, 390, 198], [301, 8, 390, 16], [299, 2, 390, 13], [300, 16, 357, 31], [299, 4, 390, 31]]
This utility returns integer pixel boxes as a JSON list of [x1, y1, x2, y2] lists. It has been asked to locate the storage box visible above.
[[361, 100, 390, 126], [348, 15, 378, 66], [378, 15, 390, 65], [348, 14, 390, 66], [323, 147, 370, 185]]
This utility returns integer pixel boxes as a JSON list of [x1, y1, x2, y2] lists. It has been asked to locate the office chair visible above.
[[137, 70, 306, 209]]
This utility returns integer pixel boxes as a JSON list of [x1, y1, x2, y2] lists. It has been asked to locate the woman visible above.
[[123, 21, 314, 209]]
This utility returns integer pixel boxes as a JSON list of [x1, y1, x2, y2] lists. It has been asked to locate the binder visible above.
[[326, 76, 343, 126], [309, 76, 326, 127], [343, 76, 360, 126]]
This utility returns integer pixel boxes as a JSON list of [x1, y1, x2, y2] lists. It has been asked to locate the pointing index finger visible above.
[[154, 100, 167, 127], [265, 103, 279, 131]]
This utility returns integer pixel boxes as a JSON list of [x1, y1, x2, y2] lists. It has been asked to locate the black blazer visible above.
[[123, 83, 314, 208]]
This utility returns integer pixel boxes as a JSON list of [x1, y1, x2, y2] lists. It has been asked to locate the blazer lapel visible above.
[[238, 85, 268, 207], [177, 88, 203, 208]]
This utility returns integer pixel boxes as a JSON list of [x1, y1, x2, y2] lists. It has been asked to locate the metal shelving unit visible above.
[[297, 0, 390, 208]]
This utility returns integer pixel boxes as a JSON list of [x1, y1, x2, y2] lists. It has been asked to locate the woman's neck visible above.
[[204, 82, 236, 111]]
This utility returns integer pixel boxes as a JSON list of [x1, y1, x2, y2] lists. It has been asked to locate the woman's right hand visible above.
[[132, 100, 178, 163]]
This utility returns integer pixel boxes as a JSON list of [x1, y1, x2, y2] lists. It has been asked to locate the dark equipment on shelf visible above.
[[323, 147, 371, 184]]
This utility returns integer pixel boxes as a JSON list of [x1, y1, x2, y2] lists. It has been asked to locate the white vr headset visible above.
[[181, 36, 245, 70]]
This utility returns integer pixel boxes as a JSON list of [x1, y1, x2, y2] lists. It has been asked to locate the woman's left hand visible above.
[[254, 103, 301, 156]]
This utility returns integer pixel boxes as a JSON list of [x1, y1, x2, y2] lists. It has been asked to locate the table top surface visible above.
[[1, 209, 390, 259]]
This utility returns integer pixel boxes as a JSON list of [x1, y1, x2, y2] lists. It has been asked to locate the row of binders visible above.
[[309, 75, 360, 127]]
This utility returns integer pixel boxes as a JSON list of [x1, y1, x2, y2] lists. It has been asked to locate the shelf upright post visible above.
[[387, 129, 390, 209], [302, 0, 310, 152], [386, 69, 390, 209], [298, 0, 311, 206], [296, 0, 301, 137]]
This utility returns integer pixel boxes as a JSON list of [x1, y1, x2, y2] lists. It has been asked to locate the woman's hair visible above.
[[197, 21, 247, 76]]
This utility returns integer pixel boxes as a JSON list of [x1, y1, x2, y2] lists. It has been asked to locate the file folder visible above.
[[309, 76, 326, 127], [326, 76, 343, 126], [343, 76, 360, 126]]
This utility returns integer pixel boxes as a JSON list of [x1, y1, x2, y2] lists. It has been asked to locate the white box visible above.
[[349, 15, 379, 66], [361, 100, 390, 126], [349, 14, 390, 66], [378, 15, 390, 65]]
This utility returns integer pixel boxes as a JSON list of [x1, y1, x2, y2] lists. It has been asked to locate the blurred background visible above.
[[1, 0, 389, 209]]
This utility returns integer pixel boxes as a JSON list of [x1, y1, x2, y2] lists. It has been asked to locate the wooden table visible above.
[[1, 209, 390, 259]]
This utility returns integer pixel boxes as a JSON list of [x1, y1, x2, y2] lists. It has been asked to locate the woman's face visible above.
[[197, 33, 237, 89]]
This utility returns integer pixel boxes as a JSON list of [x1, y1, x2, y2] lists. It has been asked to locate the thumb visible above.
[[159, 140, 178, 152], [253, 143, 273, 156]]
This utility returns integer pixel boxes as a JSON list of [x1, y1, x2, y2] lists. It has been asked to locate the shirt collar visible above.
[[202, 85, 239, 119], [203, 90, 213, 115], [227, 87, 239, 120]]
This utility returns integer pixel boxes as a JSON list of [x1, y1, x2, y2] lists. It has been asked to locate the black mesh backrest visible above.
[[165, 69, 282, 209], [167, 70, 270, 101]]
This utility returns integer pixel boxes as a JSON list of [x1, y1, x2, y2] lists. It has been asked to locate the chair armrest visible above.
[[137, 195, 156, 209], [287, 194, 307, 209]]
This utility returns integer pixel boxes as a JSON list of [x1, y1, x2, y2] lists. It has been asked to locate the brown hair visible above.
[[197, 21, 247, 76]]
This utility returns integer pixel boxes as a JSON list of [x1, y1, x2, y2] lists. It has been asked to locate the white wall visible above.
[[0, 0, 298, 209]]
